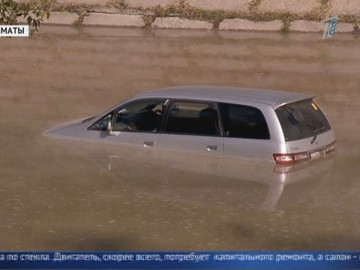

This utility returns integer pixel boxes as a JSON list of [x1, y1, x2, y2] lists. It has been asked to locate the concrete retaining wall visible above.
[[16, 0, 360, 33]]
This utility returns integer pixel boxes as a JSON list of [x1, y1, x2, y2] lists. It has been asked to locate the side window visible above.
[[88, 99, 165, 133], [114, 99, 165, 132], [219, 103, 270, 139], [164, 101, 220, 136]]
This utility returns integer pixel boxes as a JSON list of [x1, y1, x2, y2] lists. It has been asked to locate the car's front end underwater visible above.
[[43, 117, 93, 139]]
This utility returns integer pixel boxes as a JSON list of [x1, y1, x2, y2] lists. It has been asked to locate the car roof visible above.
[[136, 86, 313, 108]]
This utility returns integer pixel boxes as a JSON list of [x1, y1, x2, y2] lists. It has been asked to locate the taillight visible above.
[[273, 152, 309, 164], [273, 142, 335, 164], [325, 142, 336, 153]]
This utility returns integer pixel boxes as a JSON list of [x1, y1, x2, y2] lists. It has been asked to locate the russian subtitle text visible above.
[[53, 253, 102, 262], [0, 252, 360, 268], [213, 254, 274, 261], [164, 253, 209, 262]]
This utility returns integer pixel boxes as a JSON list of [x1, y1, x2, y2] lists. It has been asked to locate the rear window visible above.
[[276, 99, 331, 141]]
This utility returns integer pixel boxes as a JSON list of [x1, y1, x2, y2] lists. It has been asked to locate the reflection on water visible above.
[[91, 145, 334, 212], [0, 27, 360, 250]]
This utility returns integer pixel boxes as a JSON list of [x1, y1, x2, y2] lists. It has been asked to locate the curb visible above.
[[152, 17, 213, 30], [39, 11, 358, 34], [219, 19, 283, 31], [83, 13, 145, 27]]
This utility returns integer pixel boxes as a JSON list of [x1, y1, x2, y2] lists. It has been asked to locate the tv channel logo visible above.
[[322, 16, 338, 39]]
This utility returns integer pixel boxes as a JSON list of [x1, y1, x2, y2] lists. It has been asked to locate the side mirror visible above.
[[106, 113, 121, 136], [107, 119, 114, 135]]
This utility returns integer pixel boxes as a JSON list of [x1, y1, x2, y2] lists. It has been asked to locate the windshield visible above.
[[275, 99, 331, 141]]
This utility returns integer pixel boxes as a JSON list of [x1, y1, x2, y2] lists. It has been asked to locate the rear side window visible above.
[[164, 101, 220, 136], [276, 99, 331, 141], [219, 103, 270, 139]]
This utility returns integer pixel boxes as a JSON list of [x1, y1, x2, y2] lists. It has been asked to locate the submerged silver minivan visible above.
[[44, 86, 336, 164]]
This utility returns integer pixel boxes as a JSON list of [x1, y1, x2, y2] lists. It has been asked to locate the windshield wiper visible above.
[[311, 126, 325, 144]]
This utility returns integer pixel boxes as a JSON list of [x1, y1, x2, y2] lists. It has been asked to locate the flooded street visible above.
[[0, 26, 360, 250]]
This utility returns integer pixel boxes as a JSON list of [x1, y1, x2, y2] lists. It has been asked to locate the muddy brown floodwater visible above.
[[0, 26, 360, 250]]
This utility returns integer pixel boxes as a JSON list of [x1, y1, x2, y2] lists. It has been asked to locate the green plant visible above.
[[142, 14, 155, 28], [248, 0, 262, 12], [0, 0, 50, 33]]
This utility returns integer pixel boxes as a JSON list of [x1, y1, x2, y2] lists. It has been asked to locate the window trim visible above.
[[87, 97, 271, 140]]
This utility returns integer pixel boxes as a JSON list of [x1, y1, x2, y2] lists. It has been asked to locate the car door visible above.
[[87, 98, 166, 148], [156, 100, 223, 156]]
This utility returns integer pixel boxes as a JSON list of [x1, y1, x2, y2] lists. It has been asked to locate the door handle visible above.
[[143, 141, 154, 147], [206, 145, 218, 151]]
